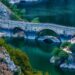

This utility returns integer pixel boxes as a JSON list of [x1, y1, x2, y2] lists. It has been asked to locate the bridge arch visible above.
[[12, 27, 25, 38], [37, 29, 59, 37], [12, 27, 24, 34], [36, 29, 61, 52], [36, 29, 61, 44]]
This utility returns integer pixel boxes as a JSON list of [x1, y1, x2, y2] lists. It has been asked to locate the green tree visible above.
[[51, 47, 68, 58], [51, 48, 60, 56], [61, 42, 71, 48], [0, 38, 5, 46]]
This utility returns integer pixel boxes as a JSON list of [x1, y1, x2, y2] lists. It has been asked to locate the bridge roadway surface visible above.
[[0, 19, 75, 35]]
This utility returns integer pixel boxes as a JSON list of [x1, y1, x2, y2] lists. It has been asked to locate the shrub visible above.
[[61, 42, 71, 48]]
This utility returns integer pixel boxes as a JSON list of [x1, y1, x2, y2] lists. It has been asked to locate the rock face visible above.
[[0, 46, 20, 75], [60, 54, 75, 71], [0, 2, 10, 20]]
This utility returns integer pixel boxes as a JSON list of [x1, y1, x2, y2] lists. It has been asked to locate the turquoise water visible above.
[[4, 36, 75, 75], [4, 37, 64, 75], [1, 29, 73, 75]]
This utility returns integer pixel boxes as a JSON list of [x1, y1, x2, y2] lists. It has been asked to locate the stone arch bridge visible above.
[[0, 19, 75, 36]]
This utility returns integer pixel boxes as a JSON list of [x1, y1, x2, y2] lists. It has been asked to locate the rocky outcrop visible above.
[[0, 46, 21, 75], [0, 2, 10, 20], [60, 54, 75, 71]]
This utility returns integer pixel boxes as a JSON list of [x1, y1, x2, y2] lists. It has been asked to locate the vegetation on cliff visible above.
[[0, 0, 40, 22], [0, 0, 25, 21], [0, 38, 33, 75], [0, 38, 47, 75]]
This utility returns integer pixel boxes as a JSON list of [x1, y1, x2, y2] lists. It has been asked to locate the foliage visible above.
[[0, 38, 5, 46], [0, 38, 32, 75], [61, 42, 71, 48], [51, 47, 68, 58], [58, 50, 68, 58], [31, 17, 40, 23], [0, 38, 45, 75], [51, 48, 60, 56], [0, 0, 25, 21]]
